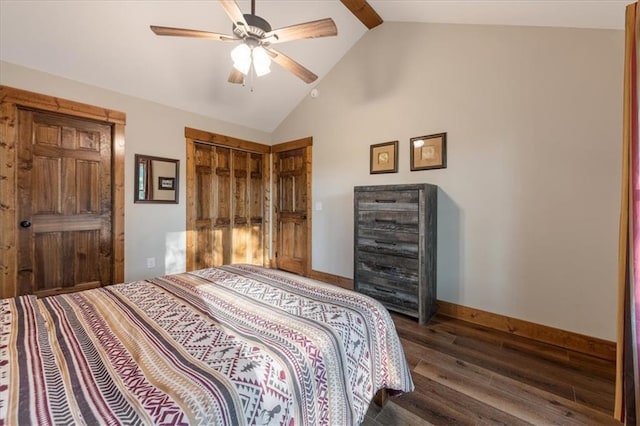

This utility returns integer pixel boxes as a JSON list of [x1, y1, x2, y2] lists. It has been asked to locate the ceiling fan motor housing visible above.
[[235, 14, 272, 39]]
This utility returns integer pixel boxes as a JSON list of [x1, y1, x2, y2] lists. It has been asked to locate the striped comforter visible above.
[[0, 265, 413, 425]]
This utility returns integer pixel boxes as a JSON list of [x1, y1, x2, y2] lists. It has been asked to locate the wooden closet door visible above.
[[231, 150, 265, 264], [191, 142, 263, 269], [232, 150, 248, 263], [17, 109, 112, 296], [194, 143, 231, 267], [249, 153, 264, 265]]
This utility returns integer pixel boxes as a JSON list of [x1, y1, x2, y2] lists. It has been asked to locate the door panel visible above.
[[250, 153, 264, 264], [191, 142, 264, 270], [195, 144, 223, 267], [275, 145, 311, 275], [17, 109, 112, 296], [232, 150, 248, 263]]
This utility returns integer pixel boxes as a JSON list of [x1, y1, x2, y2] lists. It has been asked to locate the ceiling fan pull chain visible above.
[[250, 65, 255, 92]]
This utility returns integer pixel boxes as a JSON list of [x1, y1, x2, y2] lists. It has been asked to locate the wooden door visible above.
[[17, 109, 112, 296], [232, 151, 265, 264], [273, 140, 312, 275], [190, 142, 264, 269], [193, 143, 231, 267], [232, 150, 249, 263]]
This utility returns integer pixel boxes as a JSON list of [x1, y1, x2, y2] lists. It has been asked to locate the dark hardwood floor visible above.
[[364, 313, 620, 426]]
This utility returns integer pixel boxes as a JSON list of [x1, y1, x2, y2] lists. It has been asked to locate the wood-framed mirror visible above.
[[134, 154, 179, 204]]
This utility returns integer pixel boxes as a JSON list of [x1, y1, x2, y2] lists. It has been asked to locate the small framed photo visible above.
[[370, 140, 398, 174], [158, 176, 176, 190], [410, 133, 447, 171]]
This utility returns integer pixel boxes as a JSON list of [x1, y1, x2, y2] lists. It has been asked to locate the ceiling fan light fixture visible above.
[[152, 0, 337, 84], [252, 46, 271, 76], [231, 43, 251, 74]]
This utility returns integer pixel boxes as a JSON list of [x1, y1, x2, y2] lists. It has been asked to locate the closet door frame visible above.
[[184, 127, 270, 271]]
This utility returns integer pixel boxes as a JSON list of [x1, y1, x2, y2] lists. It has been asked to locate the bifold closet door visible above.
[[193, 142, 263, 269]]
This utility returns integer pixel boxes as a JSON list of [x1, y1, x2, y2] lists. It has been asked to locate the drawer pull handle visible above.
[[374, 219, 396, 224], [375, 265, 397, 272], [374, 240, 396, 246], [375, 199, 397, 203], [374, 286, 395, 294]]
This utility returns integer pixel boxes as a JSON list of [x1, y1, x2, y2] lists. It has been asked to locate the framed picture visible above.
[[370, 140, 398, 174], [158, 176, 176, 190], [410, 132, 447, 171]]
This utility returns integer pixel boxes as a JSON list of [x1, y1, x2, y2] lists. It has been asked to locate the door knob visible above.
[[20, 220, 31, 228]]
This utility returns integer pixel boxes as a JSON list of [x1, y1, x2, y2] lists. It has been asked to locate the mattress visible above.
[[0, 264, 413, 425]]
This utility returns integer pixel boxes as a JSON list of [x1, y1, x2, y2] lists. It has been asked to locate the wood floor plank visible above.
[[397, 371, 532, 426], [364, 313, 620, 425], [435, 315, 614, 384], [415, 358, 593, 426], [453, 334, 608, 400], [448, 322, 617, 409], [400, 337, 430, 369], [433, 316, 571, 363], [430, 317, 509, 347], [372, 401, 435, 426], [567, 350, 617, 381], [489, 372, 619, 425], [499, 335, 571, 364], [410, 344, 494, 385], [399, 324, 577, 400], [394, 315, 457, 345], [573, 385, 616, 414]]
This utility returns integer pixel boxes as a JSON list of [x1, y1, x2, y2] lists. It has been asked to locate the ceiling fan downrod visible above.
[[236, 0, 271, 37]]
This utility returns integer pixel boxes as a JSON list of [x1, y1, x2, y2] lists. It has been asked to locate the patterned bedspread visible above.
[[0, 265, 413, 425]]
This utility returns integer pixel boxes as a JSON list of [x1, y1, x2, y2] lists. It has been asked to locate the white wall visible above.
[[272, 22, 624, 341], [1, 61, 271, 281]]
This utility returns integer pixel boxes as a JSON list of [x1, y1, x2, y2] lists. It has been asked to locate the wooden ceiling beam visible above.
[[340, 0, 383, 29]]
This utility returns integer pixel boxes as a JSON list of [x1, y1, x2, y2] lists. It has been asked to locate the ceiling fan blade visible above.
[[266, 48, 317, 84], [228, 68, 245, 84], [264, 18, 337, 44], [150, 25, 236, 41], [340, 0, 383, 29], [219, 0, 248, 31]]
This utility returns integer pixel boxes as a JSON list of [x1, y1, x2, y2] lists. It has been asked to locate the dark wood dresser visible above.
[[354, 184, 437, 324]]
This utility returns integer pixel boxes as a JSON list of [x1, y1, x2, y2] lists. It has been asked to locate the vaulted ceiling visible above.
[[0, 1, 628, 133]]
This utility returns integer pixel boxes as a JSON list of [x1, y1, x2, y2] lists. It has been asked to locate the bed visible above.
[[0, 264, 413, 425]]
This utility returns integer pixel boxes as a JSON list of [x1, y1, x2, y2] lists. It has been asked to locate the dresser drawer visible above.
[[356, 229, 419, 258], [356, 190, 419, 212], [356, 269, 419, 293], [355, 251, 419, 282], [357, 210, 419, 233], [356, 189, 419, 204], [357, 281, 419, 316]]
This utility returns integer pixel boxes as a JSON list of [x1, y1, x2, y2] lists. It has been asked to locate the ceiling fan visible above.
[[150, 0, 338, 84]]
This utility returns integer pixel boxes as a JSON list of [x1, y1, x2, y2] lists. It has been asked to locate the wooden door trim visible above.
[[0, 86, 126, 124], [185, 127, 270, 154], [185, 128, 271, 271], [272, 137, 313, 276], [270, 137, 312, 153], [0, 85, 125, 298]]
